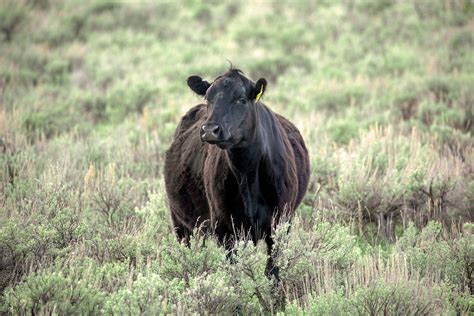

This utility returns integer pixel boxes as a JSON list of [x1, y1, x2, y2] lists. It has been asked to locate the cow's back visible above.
[[275, 113, 310, 208]]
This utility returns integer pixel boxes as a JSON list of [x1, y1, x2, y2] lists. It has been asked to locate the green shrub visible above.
[[0, 0, 28, 42], [105, 80, 158, 123], [102, 274, 172, 314], [183, 270, 241, 314], [159, 232, 227, 284], [309, 83, 369, 113], [283, 291, 355, 315], [397, 222, 473, 288], [353, 280, 437, 315], [1, 1, 472, 314], [84, 164, 150, 228], [356, 0, 395, 15], [228, 239, 274, 313], [326, 115, 361, 144], [2, 270, 105, 314]]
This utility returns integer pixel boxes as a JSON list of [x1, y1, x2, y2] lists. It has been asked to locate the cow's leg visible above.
[[264, 235, 280, 281], [170, 211, 192, 246], [168, 184, 210, 246], [214, 225, 236, 261], [265, 235, 287, 311]]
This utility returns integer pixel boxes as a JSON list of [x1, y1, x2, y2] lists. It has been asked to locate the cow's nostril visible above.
[[210, 125, 220, 135]]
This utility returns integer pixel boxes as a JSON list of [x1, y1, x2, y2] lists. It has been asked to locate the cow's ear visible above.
[[251, 78, 267, 102], [187, 75, 211, 96]]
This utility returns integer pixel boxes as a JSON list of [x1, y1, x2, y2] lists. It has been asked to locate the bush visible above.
[[2, 270, 105, 315], [354, 280, 437, 315], [1, 1, 472, 313], [313, 127, 472, 239], [398, 221, 473, 289], [0, 1, 28, 42], [102, 274, 172, 314], [104, 80, 158, 123]]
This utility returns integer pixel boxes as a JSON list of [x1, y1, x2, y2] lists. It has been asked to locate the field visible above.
[[0, 0, 473, 314]]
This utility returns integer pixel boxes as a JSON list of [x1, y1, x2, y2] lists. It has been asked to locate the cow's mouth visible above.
[[205, 139, 231, 149]]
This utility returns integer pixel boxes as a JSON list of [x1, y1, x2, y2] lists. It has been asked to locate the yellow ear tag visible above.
[[255, 85, 264, 103]]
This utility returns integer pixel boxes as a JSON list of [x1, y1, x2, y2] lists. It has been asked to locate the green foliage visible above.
[[102, 274, 171, 314], [398, 222, 473, 288], [273, 219, 359, 278], [1, 217, 472, 314], [160, 233, 227, 283], [104, 80, 158, 123], [0, 0, 28, 42], [283, 290, 355, 315], [2, 270, 105, 314], [353, 280, 439, 315], [326, 115, 361, 144], [1, 0, 472, 313]]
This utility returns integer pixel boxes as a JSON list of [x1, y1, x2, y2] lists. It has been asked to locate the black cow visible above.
[[164, 68, 310, 277]]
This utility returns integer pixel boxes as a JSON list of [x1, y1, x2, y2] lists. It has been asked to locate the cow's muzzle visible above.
[[200, 123, 224, 143]]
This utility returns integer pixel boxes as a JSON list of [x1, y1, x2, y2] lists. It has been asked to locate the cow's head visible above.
[[187, 69, 267, 149]]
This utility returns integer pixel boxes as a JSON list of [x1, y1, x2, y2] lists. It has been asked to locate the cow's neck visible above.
[[224, 104, 290, 229], [225, 145, 263, 227]]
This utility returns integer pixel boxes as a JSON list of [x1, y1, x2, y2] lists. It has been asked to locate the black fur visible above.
[[165, 68, 310, 278]]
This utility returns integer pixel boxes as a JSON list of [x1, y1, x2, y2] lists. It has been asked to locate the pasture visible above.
[[0, 0, 473, 314]]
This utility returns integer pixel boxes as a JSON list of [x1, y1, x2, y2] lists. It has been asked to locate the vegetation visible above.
[[1, 0, 472, 314]]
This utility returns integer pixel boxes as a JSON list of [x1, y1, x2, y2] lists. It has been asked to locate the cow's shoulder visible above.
[[173, 104, 206, 139]]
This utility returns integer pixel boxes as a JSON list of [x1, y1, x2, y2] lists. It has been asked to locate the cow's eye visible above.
[[238, 97, 246, 104]]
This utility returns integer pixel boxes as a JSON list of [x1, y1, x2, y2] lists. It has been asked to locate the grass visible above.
[[0, 0, 473, 314]]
